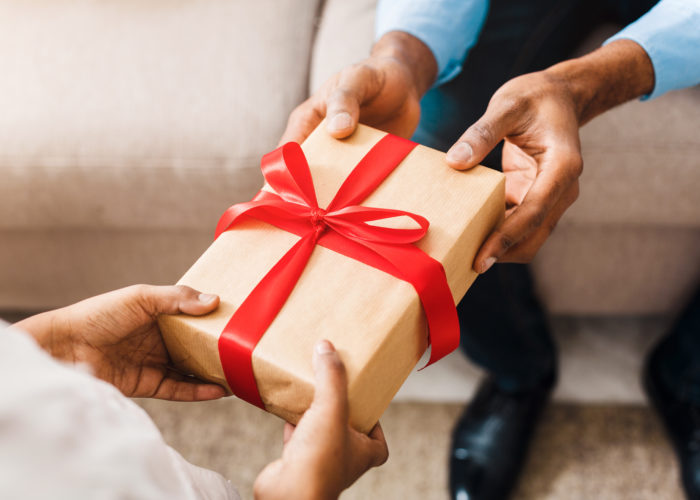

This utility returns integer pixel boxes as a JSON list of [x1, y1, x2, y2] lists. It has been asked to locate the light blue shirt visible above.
[[375, 0, 489, 86], [375, 0, 700, 98]]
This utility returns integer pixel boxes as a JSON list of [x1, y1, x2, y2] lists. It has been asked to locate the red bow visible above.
[[215, 134, 460, 408]]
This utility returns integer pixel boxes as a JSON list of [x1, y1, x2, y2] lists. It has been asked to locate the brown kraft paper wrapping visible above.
[[158, 122, 505, 433]]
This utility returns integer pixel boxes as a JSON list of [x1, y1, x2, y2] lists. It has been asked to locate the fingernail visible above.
[[480, 257, 497, 274], [315, 339, 334, 355], [198, 293, 217, 304], [446, 142, 473, 164], [329, 112, 352, 132]]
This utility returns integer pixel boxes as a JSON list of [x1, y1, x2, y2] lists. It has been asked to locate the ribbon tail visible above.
[[364, 243, 460, 367], [396, 247, 460, 367], [218, 231, 318, 408]]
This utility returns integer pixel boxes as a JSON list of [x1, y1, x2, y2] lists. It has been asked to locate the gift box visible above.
[[158, 123, 504, 432]]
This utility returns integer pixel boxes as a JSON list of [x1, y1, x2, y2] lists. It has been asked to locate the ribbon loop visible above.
[[325, 206, 429, 244], [261, 142, 319, 208]]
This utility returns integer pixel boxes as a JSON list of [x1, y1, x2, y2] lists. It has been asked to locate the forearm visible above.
[[15, 310, 74, 361], [546, 39, 655, 125], [371, 31, 438, 98]]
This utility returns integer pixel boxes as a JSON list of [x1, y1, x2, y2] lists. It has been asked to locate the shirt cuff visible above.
[[605, 0, 700, 100], [375, 0, 489, 87]]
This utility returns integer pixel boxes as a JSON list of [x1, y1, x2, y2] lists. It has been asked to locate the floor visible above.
[[395, 316, 672, 405], [136, 398, 684, 500], [133, 315, 685, 499]]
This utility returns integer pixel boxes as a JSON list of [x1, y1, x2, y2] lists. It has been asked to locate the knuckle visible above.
[[572, 154, 584, 174], [524, 204, 547, 231], [341, 64, 361, 79], [289, 102, 324, 129], [331, 86, 351, 100], [469, 122, 496, 146], [567, 152, 584, 178], [353, 61, 375, 79], [174, 284, 194, 297], [289, 103, 312, 123], [129, 283, 152, 300], [498, 93, 529, 117], [498, 231, 516, 251], [328, 88, 356, 111]]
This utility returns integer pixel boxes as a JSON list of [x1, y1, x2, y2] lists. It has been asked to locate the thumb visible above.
[[309, 339, 349, 424], [445, 104, 512, 170], [128, 284, 220, 318], [325, 87, 361, 139]]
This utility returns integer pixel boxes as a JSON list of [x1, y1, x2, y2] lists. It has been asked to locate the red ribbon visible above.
[[215, 134, 460, 408]]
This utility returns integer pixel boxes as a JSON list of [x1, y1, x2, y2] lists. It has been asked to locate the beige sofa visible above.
[[1, 1, 699, 400]]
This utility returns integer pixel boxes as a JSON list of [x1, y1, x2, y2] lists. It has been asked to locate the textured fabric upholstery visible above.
[[0, 0, 321, 232], [0, 0, 321, 308]]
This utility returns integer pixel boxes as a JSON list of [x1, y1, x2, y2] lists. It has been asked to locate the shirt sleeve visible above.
[[375, 0, 490, 86], [606, 0, 700, 99], [0, 322, 240, 500]]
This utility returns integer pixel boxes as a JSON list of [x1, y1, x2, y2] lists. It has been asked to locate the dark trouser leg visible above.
[[645, 285, 700, 499], [457, 264, 555, 391], [414, 0, 658, 391], [656, 287, 700, 405]]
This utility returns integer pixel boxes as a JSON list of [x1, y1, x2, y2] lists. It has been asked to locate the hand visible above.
[[446, 71, 583, 271], [280, 31, 437, 144], [16, 285, 226, 401], [445, 40, 654, 273], [254, 340, 389, 500]]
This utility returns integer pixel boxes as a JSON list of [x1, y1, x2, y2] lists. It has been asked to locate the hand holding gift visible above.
[[16, 285, 226, 401], [255, 340, 388, 500]]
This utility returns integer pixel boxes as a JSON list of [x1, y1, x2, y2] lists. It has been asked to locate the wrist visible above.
[[15, 310, 75, 362], [255, 473, 339, 500], [371, 31, 438, 97], [545, 39, 654, 125]]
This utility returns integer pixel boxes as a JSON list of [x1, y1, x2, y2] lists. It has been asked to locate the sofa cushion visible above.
[[0, 0, 321, 230]]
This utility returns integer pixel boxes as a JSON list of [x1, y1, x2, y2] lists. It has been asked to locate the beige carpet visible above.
[[136, 398, 684, 500]]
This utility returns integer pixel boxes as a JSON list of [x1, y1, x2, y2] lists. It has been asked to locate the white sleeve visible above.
[[0, 322, 240, 500]]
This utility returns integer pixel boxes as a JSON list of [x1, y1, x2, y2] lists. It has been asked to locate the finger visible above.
[[445, 98, 519, 170], [148, 376, 227, 402], [497, 181, 579, 263], [309, 339, 349, 425], [283, 423, 296, 445], [325, 88, 361, 139], [365, 423, 389, 467], [368, 422, 386, 443], [128, 284, 220, 317], [473, 152, 580, 272], [325, 64, 381, 138], [279, 100, 325, 145]]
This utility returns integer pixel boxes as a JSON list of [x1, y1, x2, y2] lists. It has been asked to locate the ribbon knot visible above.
[[213, 134, 460, 409], [309, 207, 327, 238]]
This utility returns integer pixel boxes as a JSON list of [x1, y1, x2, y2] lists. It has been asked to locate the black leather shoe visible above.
[[449, 374, 554, 500], [644, 341, 700, 500]]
